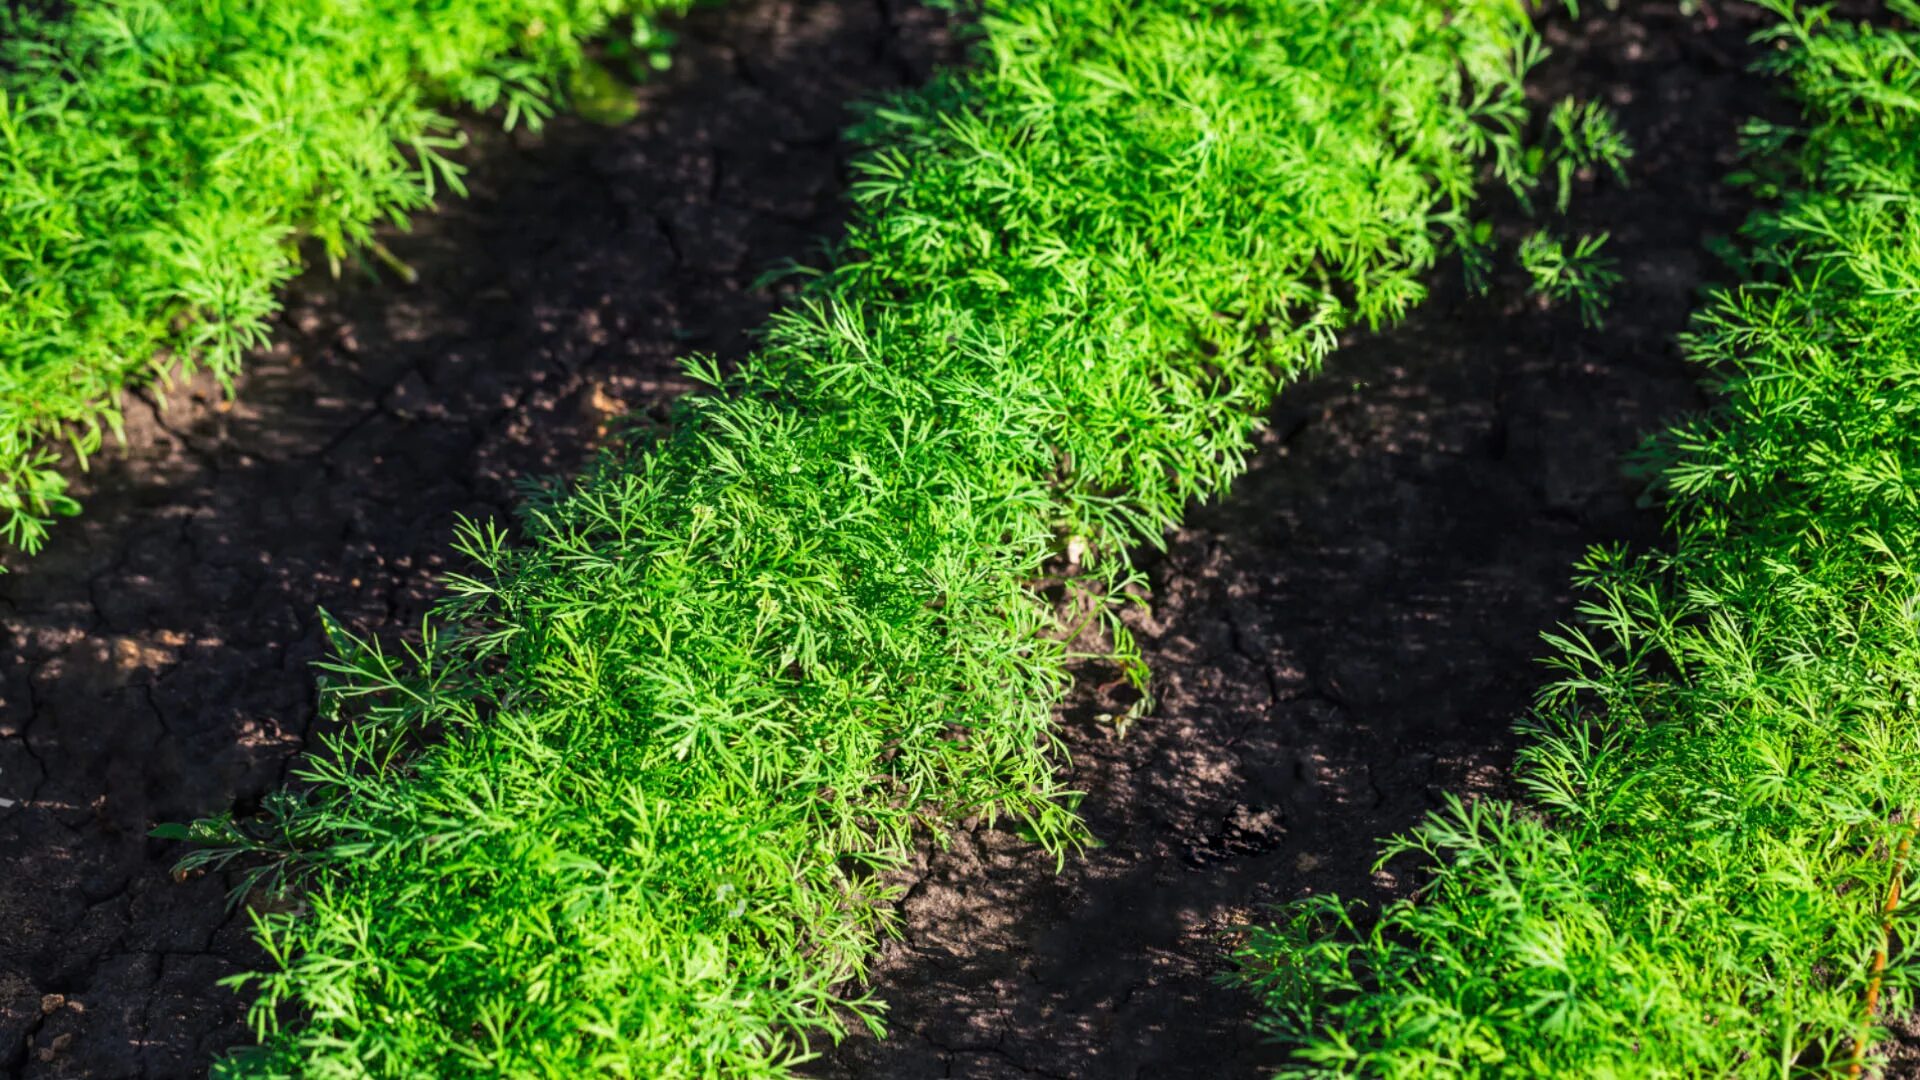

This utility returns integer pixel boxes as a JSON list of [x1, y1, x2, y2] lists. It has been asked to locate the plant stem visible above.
[[368, 240, 420, 285], [1850, 815, 1912, 1078]]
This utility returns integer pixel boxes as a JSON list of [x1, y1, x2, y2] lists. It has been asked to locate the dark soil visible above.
[[0, 2, 952, 1076], [809, 4, 1812, 1078]]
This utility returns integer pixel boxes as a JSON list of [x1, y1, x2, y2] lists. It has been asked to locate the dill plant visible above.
[[159, 0, 1617, 1074], [1517, 229, 1620, 327], [1233, 3, 1920, 1075], [0, 0, 684, 554]]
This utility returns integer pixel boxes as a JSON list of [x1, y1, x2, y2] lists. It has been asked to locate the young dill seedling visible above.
[[1518, 229, 1623, 327]]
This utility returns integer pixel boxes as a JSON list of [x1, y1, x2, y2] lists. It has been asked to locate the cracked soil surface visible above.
[[0, 1, 952, 1075]]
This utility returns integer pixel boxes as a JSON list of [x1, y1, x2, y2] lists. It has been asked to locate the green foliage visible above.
[[1454, 95, 1630, 300], [1541, 99, 1632, 214], [0, 0, 685, 555], [1518, 229, 1620, 327], [176, 0, 1555, 1073], [1233, 4, 1920, 1075], [1508, 96, 1631, 216]]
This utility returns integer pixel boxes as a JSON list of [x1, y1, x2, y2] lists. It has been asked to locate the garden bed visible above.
[[810, 3, 1829, 1077], [3, 1, 1912, 1077], [0, 2, 950, 1074]]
